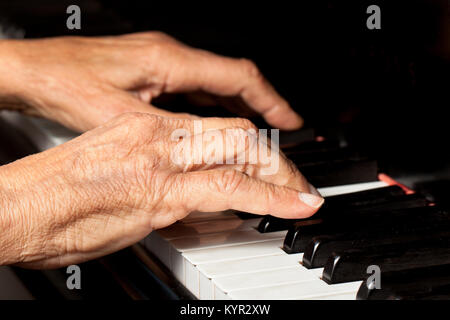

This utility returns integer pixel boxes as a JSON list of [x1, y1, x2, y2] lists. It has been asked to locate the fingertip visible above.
[[272, 204, 319, 220], [270, 189, 323, 219], [282, 113, 304, 130], [308, 182, 321, 196], [284, 113, 304, 130], [268, 192, 322, 219], [138, 89, 152, 103], [299, 192, 324, 208], [264, 108, 304, 130]]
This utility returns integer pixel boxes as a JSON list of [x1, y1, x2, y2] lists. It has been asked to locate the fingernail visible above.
[[308, 183, 321, 196], [298, 192, 324, 209]]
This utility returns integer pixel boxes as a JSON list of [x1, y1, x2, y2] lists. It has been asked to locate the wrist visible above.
[[0, 163, 30, 266], [0, 40, 32, 112], [0, 152, 77, 266]]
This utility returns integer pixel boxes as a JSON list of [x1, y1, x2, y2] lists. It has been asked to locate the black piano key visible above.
[[231, 211, 259, 220], [238, 186, 409, 222], [283, 198, 434, 254], [357, 263, 450, 300], [303, 228, 450, 269], [323, 185, 405, 208], [257, 216, 294, 233], [282, 140, 341, 155], [278, 128, 316, 148], [300, 159, 379, 188], [289, 148, 366, 168], [285, 203, 439, 254], [320, 193, 429, 218], [415, 180, 450, 210], [322, 236, 450, 284], [257, 186, 406, 233]]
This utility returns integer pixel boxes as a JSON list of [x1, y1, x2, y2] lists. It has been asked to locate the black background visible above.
[[1, 0, 449, 185]]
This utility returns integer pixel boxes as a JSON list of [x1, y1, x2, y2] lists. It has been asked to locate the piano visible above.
[[0, 0, 449, 300], [1, 110, 449, 300]]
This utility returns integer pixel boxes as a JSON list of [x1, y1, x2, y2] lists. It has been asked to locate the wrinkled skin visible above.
[[0, 114, 321, 269], [0, 32, 322, 269], [0, 32, 303, 132]]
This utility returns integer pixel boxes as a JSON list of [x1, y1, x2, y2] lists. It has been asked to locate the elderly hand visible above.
[[0, 32, 303, 132], [0, 114, 322, 269]]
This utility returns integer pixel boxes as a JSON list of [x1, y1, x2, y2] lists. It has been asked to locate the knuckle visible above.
[[224, 126, 258, 158], [114, 111, 143, 122], [262, 182, 276, 199], [224, 126, 249, 141], [240, 58, 262, 80], [113, 112, 161, 140], [123, 112, 158, 125], [230, 117, 258, 131], [148, 41, 165, 59], [147, 31, 173, 41], [212, 170, 245, 195], [142, 41, 168, 65]]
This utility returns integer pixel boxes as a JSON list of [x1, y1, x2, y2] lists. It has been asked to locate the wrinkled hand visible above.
[[0, 114, 322, 269], [0, 32, 303, 132]]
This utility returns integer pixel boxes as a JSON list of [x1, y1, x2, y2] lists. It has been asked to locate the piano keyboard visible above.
[[144, 181, 389, 300], [3, 112, 449, 300]]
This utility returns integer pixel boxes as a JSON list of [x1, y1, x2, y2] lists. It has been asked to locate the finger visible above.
[[227, 156, 312, 193], [172, 169, 324, 219], [201, 117, 258, 131], [83, 89, 195, 130], [164, 117, 258, 137], [166, 125, 315, 193], [165, 50, 304, 130], [137, 88, 152, 103]]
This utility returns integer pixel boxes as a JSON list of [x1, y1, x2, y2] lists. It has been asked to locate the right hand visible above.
[[0, 32, 303, 132], [0, 113, 323, 269]]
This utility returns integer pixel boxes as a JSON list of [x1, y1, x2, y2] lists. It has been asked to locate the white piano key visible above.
[[189, 253, 304, 299], [214, 289, 231, 300], [171, 248, 185, 283], [170, 229, 286, 252], [228, 279, 362, 300], [180, 211, 237, 223], [144, 232, 171, 268], [199, 271, 214, 300], [198, 253, 303, 279], [183, 239, 285, 265], [213, 266, 323, 293], [147, 216, 260, 263], [184, 240, 288, 297], [151, 228, 286, 284], [184, 259, 201, 297], [318, 181, 388, 197], [147, 221, 285, 286], [179, 234, 285, 291], [185, 260, 200, 298], [305, 292, 357, 300], [157, 217, 260, 240], [145, 218, 262, 271]]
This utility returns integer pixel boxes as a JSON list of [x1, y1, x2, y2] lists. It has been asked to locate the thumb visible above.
[[171, 169, 324, 219], [76, 89, 195, 131]]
